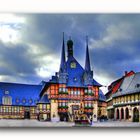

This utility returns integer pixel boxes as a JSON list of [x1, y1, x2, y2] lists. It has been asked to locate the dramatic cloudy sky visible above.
[[0, 13, 140, 93]]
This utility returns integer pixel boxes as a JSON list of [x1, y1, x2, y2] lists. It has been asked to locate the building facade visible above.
[[98, 90, 107, 119], [0, 82, 50, 120], [105, 76, 125, 120], [0, 35, 106, 122], [106, 71, 140, 122], [40, 35, 104, 122]]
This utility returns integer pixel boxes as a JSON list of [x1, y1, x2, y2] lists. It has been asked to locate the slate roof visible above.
[[98, 90, 106, 102], [113, 72, 140, 97], [38, 94, 50, 104], [0, 82, 43, 106], [48, 38, 102, 88], [66, 56, 85, 87], [85, 41, 91, 72], [49, 75, 58, 83], [59, 33, 66, 73], [92, 79, 102, 87]]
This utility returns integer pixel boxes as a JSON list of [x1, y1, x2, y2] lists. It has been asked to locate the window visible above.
[[135, 84, 140, 88], [9, 107, 11, 112], [43, 104, 46, 110], [22, 99, 26, 103], [121, 97, 124, 102], [77, 91, 80, 95], [135, 94, 138, 101], [16, 98, 20, 103], [12, 107, 14, 112], [14, 107, 17, 112], [126, 96, 128, 102], [114, 99, 116, 104], [5, 90, 9, 94], [5, 107, 8, 113], [29, 99, 32, 104], [88, 89, 92, 93], [85, 89, 88, 93], [62, 88, 65, 92], [59, 102, 61, 106], [46, 105, 50, 110], [39, 104, 43, 110], [70, 62, 76, 68], [88, 103, 92, 107], [62, 102, 65, 106], [3, 106, 6, 113], [118, 97, 120, 103], [59, 88, 62, 92], [66, 88, 68, 92], [71, 90, 74, 95], [119, 88, 122, 92], [31, 107, 35, 113], [2, 96, 12, 105], [17, 107, 20, 112], [128, 96, 130, 102], [73, 77, 77, 82], [0, 106, 2, 112]]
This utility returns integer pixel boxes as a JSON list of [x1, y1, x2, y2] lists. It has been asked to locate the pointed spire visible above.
[[59, 32, 66, 72], [85, 36, 91, 72]]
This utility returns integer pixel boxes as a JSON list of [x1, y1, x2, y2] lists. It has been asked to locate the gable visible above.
[[66, 56, 85, 87]]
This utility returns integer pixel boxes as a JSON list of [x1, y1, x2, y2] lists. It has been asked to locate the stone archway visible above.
[[133, 107, 139, 122], [125, 108, 129, 120], [116, 109, 119, 120], [121, 108, 124, 120]]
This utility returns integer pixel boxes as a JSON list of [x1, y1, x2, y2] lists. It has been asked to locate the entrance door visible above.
[[24, 111, 30, 119], [125, 108, 129, 120], [60, 114, 64, 121], [121, 108, 124, 119], [133, 107, 139, 122], [116, 109, 119, 119], [60, 113, 68, 122]]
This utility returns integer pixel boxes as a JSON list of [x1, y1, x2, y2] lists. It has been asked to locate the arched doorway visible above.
[[116, 109, 119, 120], [121, 108, 124, 119], [133, 107, 139, 122], [125, 108, 129, 120]]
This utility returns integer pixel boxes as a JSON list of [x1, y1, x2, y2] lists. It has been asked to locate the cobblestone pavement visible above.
[[0, 119, 139, 127], [0, 119, 75, 127], [91, 121, 140, 127]]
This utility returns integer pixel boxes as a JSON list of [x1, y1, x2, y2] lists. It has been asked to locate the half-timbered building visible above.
[[41, 35, 102, 122]]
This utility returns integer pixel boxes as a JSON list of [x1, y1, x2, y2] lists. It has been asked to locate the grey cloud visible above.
[[18, 14, 140, 85], [0, 41, 41, 83], [1, 14, 140, 88]]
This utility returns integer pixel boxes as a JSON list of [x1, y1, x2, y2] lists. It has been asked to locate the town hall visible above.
[[0, 34, 107, 122]]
